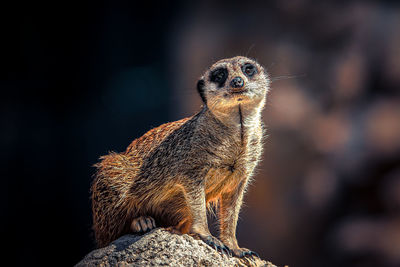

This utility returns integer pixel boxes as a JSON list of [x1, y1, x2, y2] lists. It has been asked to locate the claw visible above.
[[200, 235, 234, 257], [250, 251, 260, 258], [225, 247, 232, 257], [221, 248, 227, 256], [239, 251, 252, 258], [240, 250, 260, 258]]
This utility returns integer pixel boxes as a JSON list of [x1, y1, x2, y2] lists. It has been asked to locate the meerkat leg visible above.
[[185, 186, 231, 256], [130, 216, 156, 233], [219, 180, 259, 258]]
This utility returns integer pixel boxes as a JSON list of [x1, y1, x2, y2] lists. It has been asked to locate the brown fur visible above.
[[91, 56, 270, 256]]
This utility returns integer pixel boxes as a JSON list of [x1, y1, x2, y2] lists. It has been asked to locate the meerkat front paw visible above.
[[231, 247, 260, 258], [130, 216, 156, 233], [199, 235, 232, 256]]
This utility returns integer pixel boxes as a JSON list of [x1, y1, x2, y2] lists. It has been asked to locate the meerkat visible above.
[[91, 56, 269, 258]]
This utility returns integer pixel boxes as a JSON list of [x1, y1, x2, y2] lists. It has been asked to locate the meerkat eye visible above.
[[242, 63, 257, 77], [210, 68, 228, 86]]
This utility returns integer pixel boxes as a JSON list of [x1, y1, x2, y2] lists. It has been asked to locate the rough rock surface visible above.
[[76, 228, 277, 267]]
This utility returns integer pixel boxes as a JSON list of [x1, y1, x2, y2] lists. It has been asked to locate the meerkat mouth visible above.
[[229, 89, 248, 95], [228, 89, 249, 102]]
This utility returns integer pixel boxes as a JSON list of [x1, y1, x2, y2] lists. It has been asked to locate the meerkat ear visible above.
[[197, 79, 206, 103]]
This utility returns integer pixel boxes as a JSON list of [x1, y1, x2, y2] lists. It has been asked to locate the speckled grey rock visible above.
[[76, 228, 276, 267]]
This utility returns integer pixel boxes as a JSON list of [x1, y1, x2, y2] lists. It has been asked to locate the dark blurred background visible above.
[[2, 0, 400, 266]]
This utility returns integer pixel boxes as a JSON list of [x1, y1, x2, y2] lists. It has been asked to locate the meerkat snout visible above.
[[230, 76, 244, 88]]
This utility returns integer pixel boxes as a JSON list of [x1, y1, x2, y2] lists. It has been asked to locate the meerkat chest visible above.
[[204, 133, 262, 201], [203, 117, 263, 200], [231, 132, 262, 171], [210, 124, 263, 177]]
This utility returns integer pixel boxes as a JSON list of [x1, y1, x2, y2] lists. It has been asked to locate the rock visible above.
[[76, 228, 277, 267]]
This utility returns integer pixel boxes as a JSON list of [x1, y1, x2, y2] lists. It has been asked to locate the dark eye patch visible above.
[[242, 63, 257, 77], [210, 68, 228, 87]]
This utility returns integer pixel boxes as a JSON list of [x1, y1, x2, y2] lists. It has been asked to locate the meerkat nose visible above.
[[230, 76, 244, 88]]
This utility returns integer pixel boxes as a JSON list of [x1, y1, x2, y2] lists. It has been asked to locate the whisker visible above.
[[270, 73, 306, 82], [245, 44, 256, 57], [266, 62, 276, 72]]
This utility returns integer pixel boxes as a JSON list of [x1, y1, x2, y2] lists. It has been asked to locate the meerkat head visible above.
[[197, 56, 269, 113]]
